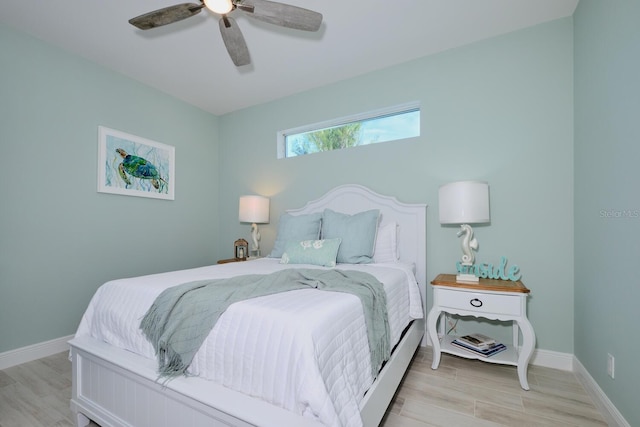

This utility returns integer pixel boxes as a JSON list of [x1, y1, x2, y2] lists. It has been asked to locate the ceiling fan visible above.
[[129, 0, 323, 67]]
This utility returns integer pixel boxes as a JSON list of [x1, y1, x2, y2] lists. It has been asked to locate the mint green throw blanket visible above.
[[140, 268, 390, 381]]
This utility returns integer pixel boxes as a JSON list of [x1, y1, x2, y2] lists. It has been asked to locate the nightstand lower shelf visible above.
[[439, 335, 519, 366]]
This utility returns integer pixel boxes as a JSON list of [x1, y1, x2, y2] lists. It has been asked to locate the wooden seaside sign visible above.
[[457, 256, 521, 281]]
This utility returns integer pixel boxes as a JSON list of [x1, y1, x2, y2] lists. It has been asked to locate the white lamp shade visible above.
[[239, 195, 270, 224], [439, 181, 490, 224]]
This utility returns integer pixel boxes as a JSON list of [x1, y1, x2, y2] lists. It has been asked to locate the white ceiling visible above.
[[0, 0, 578, 116]]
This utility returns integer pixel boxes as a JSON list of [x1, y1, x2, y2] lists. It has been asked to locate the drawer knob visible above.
[[470, 298, 483, 308]]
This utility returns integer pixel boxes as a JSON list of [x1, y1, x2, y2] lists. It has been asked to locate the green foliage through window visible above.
[[279, 104, 420, 158]]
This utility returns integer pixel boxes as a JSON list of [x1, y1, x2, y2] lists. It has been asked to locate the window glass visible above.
[[278, 104, 420, 158]]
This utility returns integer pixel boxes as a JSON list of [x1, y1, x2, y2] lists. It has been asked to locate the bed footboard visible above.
[[70, 318, 423, 427], [69, 336, 321, 427]]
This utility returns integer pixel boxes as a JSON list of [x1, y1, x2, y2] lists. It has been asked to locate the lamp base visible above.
[[456, 273, 480, 283], [249, 223, 261, 258]]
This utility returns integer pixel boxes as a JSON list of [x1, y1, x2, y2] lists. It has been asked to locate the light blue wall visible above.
[[219, 19, 574, 352], [574, 1, 640, 425], [0, 24, 221, 353]]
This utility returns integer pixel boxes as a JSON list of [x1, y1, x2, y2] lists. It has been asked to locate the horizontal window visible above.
[[277, 103, 420, 158]]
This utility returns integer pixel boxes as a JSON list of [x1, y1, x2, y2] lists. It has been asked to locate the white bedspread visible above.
[[74, 258, 423, 427]]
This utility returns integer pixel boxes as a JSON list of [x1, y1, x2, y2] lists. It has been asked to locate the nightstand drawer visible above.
[[437, 288, 522, 316]]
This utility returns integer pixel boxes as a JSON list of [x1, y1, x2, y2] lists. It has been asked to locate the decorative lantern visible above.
[[234, 238, 249, 260]]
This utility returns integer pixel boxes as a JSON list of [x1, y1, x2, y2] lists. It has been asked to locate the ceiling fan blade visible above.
[[129, 3, 204, 30], [219, 16, 251, 66], [234, 0, 322, 32]]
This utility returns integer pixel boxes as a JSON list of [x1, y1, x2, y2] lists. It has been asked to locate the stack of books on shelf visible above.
[[451, 333, 506, 358]]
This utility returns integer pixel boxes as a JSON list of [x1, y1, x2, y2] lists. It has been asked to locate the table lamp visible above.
[[239, 195, 270, 257], [438, 181, 490, 282]]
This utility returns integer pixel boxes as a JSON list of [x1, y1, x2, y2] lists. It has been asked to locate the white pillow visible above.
[[373, 222, 399, 263]]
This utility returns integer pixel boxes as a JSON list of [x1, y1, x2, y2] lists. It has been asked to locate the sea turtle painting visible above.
[[115, 148, 167, 192]]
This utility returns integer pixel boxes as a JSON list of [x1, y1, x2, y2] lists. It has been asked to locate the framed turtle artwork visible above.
[[97, 126, 175, 200]]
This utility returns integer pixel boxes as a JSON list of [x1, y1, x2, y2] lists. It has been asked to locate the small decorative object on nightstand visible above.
[[427, 273, 536, 390], [234, 238, 248, 260]]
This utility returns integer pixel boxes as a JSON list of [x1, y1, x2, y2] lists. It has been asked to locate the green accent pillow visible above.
[[269, 212, 322, 258], [280, 238, 342, 267], [321, 209, 380, 264]]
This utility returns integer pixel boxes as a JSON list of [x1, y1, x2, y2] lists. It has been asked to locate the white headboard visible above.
[[286, 184, 427, 305]]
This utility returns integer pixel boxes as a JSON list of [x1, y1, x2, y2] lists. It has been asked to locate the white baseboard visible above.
[[573, 357, 630, 427], [529, 347, 574, 371], [0, 335, 73, 370]]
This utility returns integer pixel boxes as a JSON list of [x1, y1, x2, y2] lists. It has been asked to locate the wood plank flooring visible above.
[[0, 347, 607, 427], [380, 348, 608, 427]]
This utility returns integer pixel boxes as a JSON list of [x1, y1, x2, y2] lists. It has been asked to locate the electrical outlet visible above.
[[607, 353, 615, 379]]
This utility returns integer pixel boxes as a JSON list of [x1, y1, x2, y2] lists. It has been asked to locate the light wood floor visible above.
[[0, 347, 608, 427]]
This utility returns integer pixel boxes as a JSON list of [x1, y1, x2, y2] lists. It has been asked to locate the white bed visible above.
[[69, 184, 427, 427]]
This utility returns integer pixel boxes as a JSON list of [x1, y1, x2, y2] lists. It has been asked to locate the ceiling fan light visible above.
[[204, 0, 233, 14]]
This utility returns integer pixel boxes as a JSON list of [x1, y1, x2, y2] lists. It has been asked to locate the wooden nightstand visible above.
[[427, 273, 536, 390], [217, 257, 246, 264]]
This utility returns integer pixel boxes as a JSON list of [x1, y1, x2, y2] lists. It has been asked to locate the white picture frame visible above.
[[97, 126, 175, 200]]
